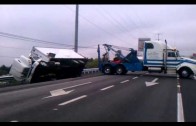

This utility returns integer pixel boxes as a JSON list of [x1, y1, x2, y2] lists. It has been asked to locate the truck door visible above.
[[166, 51, 180, 67]]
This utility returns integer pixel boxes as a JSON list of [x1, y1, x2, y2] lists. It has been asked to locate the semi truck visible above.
[[97, 40, 196, 78], [9, 46, 88, 83]]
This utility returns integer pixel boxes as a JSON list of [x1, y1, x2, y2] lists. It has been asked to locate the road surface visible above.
[[0, 72, 195, 122]]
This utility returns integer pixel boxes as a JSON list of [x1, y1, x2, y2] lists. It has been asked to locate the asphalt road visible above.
[[0, 72, 195, 122]]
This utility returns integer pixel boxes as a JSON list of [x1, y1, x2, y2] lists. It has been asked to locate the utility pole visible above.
[[156, 33, 161, 41], [74, 4, 79, 52]]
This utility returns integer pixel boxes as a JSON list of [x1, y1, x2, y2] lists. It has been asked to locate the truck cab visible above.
[[143, 41, 196, 78]]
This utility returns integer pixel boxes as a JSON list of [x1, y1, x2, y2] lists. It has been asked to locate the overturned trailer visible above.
[[9, 47, 88, 83]]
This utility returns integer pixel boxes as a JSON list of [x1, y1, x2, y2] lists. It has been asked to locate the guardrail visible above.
[[82, 68, 100, 74], [0, 68, 100, 82], [0, 75, 14, 81]]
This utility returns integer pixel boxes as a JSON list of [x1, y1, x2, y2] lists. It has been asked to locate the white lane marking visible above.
[[145, 78, 159, 87], [50, 89, 70, 96], [120, 80, 129, 83], [10, 120, 19, 122], [100, 85, 114, 91], [43, 90, 74, 99], [42, 82, 91, 99], [132, 77, 138, 79], [177, 93, 185, 122], [152, 78, 159, 83], [61, 82, 92, 90], [58, 95, 87, 106], [53, 108, 58, 111], [177, 85, 181, 88]]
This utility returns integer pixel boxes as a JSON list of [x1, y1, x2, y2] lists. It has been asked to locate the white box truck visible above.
[[9, 46, 88, 83]]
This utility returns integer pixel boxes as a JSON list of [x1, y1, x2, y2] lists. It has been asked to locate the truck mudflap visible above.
[[30, 58, 87, 83]]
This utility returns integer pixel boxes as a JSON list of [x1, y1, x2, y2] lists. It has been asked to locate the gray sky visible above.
[[0, 5, 196, 66]]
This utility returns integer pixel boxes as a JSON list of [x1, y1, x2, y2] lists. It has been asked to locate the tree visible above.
[[0, 65, 11, 76], [85, 58, 98, 68]]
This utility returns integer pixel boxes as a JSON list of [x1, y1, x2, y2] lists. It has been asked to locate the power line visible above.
[[124, 6, 152, 37], [118, 6, 151, 38], [0, 55, 19, 58], [98, 6, 138, 39], [94, 6, 126, 34], [0, 32, 97, 49], [0, 45, 30, 50], [64, 6, 130, 44], [94, 6, 130, 36], [0, 32, 73, 47]]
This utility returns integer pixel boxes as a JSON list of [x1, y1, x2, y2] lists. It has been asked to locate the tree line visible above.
[[0, 65, 11, 76]]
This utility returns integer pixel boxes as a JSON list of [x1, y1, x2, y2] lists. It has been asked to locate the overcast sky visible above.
[[0, 5, 196, 66]]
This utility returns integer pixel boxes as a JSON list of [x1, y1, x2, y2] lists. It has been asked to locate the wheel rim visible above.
[[104, 67, 110, 74], [117, 68, 122, 74], [181, 70, 188, 77]]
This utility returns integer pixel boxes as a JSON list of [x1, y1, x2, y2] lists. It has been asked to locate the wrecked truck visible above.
[[9, 46, 88, 83]]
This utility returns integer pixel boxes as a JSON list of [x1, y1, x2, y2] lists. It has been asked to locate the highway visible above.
[[0, 72, 195, 122]]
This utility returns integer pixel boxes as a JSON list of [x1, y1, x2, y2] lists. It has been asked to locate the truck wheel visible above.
[[116, 65, 126, 75], [125, 70, 128, 74], [103, 65, 113, 75], [179, 68, 192, 78]]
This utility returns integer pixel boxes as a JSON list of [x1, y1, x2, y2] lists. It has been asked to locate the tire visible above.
[[116, 65, 126, 75], [124, 70, 128, 74], [178, 68, 192, 78], [103, 65, 113, 75]]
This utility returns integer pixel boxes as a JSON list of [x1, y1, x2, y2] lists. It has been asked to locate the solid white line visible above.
[[120, 80, 129, 83], [132, 77, 138, 79], [177, 93, 185, 122], [58, 95, 87, 106], [100, 85, 114, 91]]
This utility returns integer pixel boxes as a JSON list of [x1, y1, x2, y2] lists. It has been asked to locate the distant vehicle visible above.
[[9, 47, 88, 83], [97, 40, 196, 78]]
